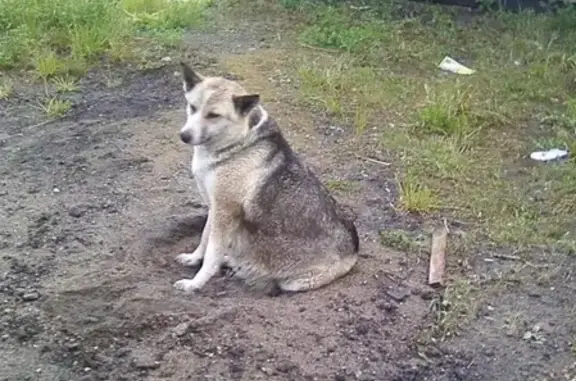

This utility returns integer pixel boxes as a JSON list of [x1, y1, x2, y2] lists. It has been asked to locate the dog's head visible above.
[[178, 62, 261, 147]]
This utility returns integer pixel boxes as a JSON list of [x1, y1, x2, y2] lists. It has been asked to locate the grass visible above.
[[39, 98, 72, 118], [379, 229, 419, 252], [0, 0, 211, 77], [53, 76, 79, 93], [431, 279, 479, 339], [398, 173, 440, 213], [0, 79, 13, 99], [325, 179, 359, 193], [291, 1, 576, 254]]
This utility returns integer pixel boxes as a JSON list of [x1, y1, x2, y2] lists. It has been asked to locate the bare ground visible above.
[[1, 9, 575, 381]]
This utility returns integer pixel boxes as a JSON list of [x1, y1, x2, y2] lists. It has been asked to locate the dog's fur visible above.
[[173, 62, 359, 294]]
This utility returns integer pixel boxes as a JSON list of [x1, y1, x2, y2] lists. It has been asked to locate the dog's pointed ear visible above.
[[180, 62, 203, 91], [233, 94, 260, 116]]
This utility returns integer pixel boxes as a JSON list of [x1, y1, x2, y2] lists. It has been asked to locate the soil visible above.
[[1, 8, 575, 381]]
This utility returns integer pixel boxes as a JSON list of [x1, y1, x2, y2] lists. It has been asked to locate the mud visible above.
[[1, 10, 575, 381]]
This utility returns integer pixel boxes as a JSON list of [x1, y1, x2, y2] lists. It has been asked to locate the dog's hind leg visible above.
[[278, 255, 358, 292]]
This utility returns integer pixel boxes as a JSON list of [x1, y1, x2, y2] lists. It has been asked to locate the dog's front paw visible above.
[[173, 278, 203, 293], [175, 250, 203, 267]]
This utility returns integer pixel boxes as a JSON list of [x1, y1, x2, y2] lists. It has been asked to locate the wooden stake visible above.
[[428, 223, 449, 287]]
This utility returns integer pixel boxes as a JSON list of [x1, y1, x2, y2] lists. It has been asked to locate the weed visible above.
[[0, 80, 13, 99], [34, 51, 63, 79], [431, 279, 478, 339], [397, 173, 439, 213], [325, 179, 358, 194], [52, 76, 79, 93], [40, 98, 72, 118], [379, 229, 417, 252]]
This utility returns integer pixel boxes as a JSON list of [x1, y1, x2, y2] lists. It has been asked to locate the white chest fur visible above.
[[191, 147, 215, 206]]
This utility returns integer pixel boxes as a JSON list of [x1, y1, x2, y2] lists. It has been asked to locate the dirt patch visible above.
[[1, 7, 575, 381]]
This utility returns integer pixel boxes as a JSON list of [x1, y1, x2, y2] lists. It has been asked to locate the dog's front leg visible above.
[[173, 230, 224, 293], [175, 211, 211, 267]]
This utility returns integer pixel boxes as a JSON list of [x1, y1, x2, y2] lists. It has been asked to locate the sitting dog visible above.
[[173, 62, 359, 294]]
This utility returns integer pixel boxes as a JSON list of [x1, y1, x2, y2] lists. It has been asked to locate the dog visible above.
[[173, 62, 359, 295]]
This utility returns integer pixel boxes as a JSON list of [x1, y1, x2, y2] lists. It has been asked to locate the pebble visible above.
[[115, 347, 131, 358], [385, 288, 410, 302], [173, 322, 190, 337], [68, 206, 86, 218], [21, 292, 40, 301], [275, 360, 296, 373], [132, 353, 161, 370]]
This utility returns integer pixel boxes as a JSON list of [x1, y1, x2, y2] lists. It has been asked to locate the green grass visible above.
[[292, 2, 576, 253], [39, 97, 72, 118], [379, 229, 419, 252], [52, 76, 79, 93], [325, 179, 359, 193], [0, 79, 13, 99], [0, 0, 211, 76], [431, 279, 479, 339]]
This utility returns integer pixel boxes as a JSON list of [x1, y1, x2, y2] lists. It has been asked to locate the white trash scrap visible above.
[[529, 148, 569, 162], [438, 56, 476, 75]]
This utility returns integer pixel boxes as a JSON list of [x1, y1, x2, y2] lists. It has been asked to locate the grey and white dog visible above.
[[173, 62, 359, 294]]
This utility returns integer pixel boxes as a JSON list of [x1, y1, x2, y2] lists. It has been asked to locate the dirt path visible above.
[[1, 10, 574, 381]]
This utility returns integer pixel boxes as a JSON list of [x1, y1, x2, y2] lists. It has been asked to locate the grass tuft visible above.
[[325, 179, 359, 194], [0, 79, 13, 99], [398, 174, 439, 214], [52, 76, 79, 93], [431, 279, 479, 339], [379, 229, 418, 252], [40, 98, 72, 118]]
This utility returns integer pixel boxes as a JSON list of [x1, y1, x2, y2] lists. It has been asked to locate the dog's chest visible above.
[[191, 150, 215, 192]]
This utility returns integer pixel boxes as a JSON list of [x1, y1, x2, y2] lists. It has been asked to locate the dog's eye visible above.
[[206, 112, 220, 119], [189, 105, 197, 113]]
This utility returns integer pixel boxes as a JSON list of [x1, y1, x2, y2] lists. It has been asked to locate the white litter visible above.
[[438, 56, 476, 75], [529, 148, 569, 162]]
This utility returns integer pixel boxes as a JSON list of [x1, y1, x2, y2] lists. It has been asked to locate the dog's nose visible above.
[[180, 131, 192, 144]]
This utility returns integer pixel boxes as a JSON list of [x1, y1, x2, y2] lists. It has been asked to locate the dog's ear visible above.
[[232, 94, 260, 116], [180, 62, 203, 91]]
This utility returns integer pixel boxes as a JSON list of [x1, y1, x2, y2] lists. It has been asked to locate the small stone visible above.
[[132, 352, 161, 370], [275, 360, 296, 373], [260, 367, 273, 376], [385, 288, 410, 302], [420, 290, 435, 300], [377, 302, 397, 312], [76, 376, 95, 381], [21, 292, 40, 301], [53, 188, 60, 193], [115, 347, 131, 358], [161, 56, 172, 62], [173, 322, 190, 337], [69, 206, 86, 218]]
